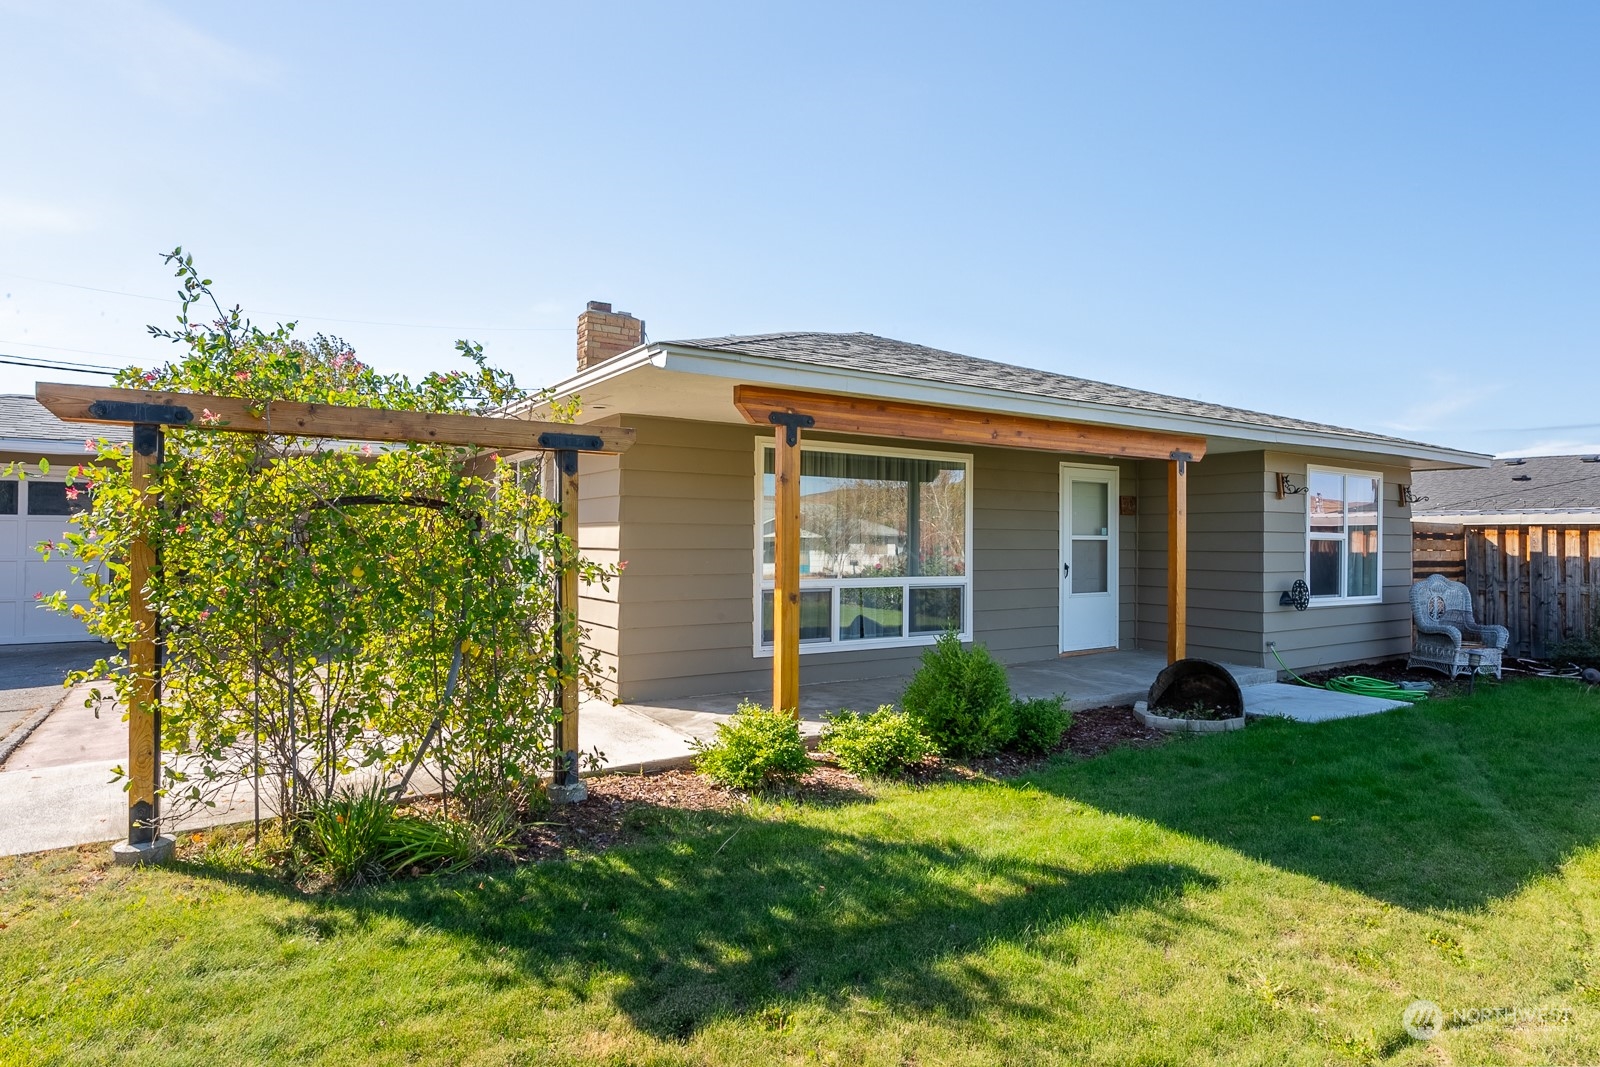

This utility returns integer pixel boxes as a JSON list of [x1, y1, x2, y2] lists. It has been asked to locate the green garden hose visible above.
[[1270, 645, 1430, 703]]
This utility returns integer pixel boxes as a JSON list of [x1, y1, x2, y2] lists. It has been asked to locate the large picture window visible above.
[[757, 442, 971, 652], [1306, 467, 1381, 602]]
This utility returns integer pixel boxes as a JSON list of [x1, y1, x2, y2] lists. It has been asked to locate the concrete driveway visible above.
[[0, 642, 106, 751]]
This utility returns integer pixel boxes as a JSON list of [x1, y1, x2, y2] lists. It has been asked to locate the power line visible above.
[[0, 338, 145, 361], [0, 270, 569, 333], [0, 354, 118, 376]]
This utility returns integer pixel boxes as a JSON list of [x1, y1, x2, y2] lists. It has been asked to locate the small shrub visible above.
[[692, 701, 812, 790], [901, 632, 1016, 757], [1011, 695, 1071, 754], [821, 705, 935, 776]]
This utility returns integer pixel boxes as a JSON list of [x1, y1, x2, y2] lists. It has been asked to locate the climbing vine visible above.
[[32, 249, 615, 825]]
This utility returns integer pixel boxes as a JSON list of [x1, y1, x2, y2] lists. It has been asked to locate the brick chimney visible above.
[[576, 301, 645, 371]]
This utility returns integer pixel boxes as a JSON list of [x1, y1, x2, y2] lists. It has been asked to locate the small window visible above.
[[0, 481, 16, 515], [26, 482, 92, 517], [1306, 468, 1381, 602]]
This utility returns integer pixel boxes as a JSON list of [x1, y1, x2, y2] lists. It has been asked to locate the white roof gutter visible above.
[[1416, 511, 1600, 525], [549, 343, 1491, 469]]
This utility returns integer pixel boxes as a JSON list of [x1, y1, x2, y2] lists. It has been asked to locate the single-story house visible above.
[[0, 395, 121, 644], [534, 303, 1490, 703], [1411, 454, 1600, 656]]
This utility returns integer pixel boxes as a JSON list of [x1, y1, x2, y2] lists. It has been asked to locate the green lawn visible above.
[[3, 680, 1599, 1065]]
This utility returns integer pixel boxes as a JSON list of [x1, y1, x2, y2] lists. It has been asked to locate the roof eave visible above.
[[629, 344, 1490, 468]]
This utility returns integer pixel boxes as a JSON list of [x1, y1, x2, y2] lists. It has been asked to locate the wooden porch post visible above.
[[1167, 451, 1191, 663], [769, 412, 812, 716]]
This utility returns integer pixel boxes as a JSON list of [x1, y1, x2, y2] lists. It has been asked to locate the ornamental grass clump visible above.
[[820, 705, 935, 777], [692, 701, 812, 790], [900, 632, 1015, 757]]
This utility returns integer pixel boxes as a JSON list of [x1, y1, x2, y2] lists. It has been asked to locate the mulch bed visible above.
[[523, 704, 1167, 860], [515, 764, 873, 861]]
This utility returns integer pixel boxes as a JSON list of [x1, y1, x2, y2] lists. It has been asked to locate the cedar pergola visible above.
[[731, 385, 1208, 714], [35, 381, 633, 861]]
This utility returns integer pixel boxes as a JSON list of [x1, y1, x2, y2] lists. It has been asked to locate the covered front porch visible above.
[[584, 649, 1281, 772]]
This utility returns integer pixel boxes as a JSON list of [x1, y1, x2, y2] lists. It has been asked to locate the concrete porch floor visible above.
[[588, 649, 1280, 772]]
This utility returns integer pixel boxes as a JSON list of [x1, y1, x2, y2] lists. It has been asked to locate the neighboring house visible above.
[[0, 395, 123, 644], [1411, 455, 1600, 656], [535, 303, 1489, 702]]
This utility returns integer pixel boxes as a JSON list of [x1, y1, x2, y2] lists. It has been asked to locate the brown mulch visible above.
[[514, 763, 872, 861]]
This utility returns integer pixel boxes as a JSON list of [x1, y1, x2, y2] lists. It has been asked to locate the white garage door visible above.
[[0, 477, 95, 643]]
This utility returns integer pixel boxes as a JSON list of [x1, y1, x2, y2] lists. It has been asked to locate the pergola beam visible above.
[[37, 382, 635, 454], [734, 385, 1206, 462]]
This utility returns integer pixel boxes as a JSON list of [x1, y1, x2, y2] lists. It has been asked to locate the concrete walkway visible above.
[[1242, 682, 1411, 721]]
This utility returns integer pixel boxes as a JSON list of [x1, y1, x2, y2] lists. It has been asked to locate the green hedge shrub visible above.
[[820, 705, 935, 777], [1011, 695, 1071, 754], [901, 632, 1016, 757], [692, 701, 812, 789]]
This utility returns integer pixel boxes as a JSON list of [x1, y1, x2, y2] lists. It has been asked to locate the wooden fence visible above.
[[1413, 522, 1600, 657]]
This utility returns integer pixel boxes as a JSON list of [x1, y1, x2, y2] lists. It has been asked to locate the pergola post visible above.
[[769, 411, 812, 717], [115, 422, 173, 864], [1167, 451, 1191, 664], [541, 435, 603, 804]]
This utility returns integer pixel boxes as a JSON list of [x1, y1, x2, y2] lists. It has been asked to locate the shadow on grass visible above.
[[182, 802, 1215, 1041], [1030, 678, 1600, 910]]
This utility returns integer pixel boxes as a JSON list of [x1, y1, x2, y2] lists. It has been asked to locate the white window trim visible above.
[[1305, 465, 1384, 606], [752, 438, 974, 657]]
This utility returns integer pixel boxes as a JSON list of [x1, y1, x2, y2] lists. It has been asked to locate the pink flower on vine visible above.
[[211, 511, 224, 524], [176, 523, 189, 534], [198, 609, 212, 621], [234, 370, 250, 381], [361, 444, 374, 457], [142, 371, 157, 383], [65, 487, 79, 500], [200, 408, 219, 425], [33, 592, 42, 601], [84, 438, 96, 452]]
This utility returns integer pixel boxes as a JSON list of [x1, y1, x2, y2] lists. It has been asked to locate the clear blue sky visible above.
[[2, 1, 1596, 456]]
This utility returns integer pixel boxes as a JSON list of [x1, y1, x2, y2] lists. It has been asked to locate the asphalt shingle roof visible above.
[[668, 331, 1447, 451], [1412, 454, 1600, 516], [0, 394, 129, 445]]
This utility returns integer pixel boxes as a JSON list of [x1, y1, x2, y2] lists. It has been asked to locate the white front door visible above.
[[1059, 464, 1118, 653]]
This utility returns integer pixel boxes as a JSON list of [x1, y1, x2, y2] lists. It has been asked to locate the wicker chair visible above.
[[1408, 573, 1509, 679]]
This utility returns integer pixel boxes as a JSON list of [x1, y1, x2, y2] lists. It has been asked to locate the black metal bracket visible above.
[[537, 432, 605, 453], [769, 411, 815, 447], [1399, 484, 1429, 506], [1276, 473, 1309, 498], [553, 450, 579, 477], [88, 400, 193, 426], [132, 423, 162, 457], [1170, 449, 1194, 475]]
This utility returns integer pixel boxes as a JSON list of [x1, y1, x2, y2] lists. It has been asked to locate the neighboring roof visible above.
[[0, 394, 129, 451], [667, 332, 1455, 456], [1412, 454, 1600, 523]]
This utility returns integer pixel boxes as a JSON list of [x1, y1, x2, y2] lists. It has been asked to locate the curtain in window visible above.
[[762, 450, 966, 581]]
